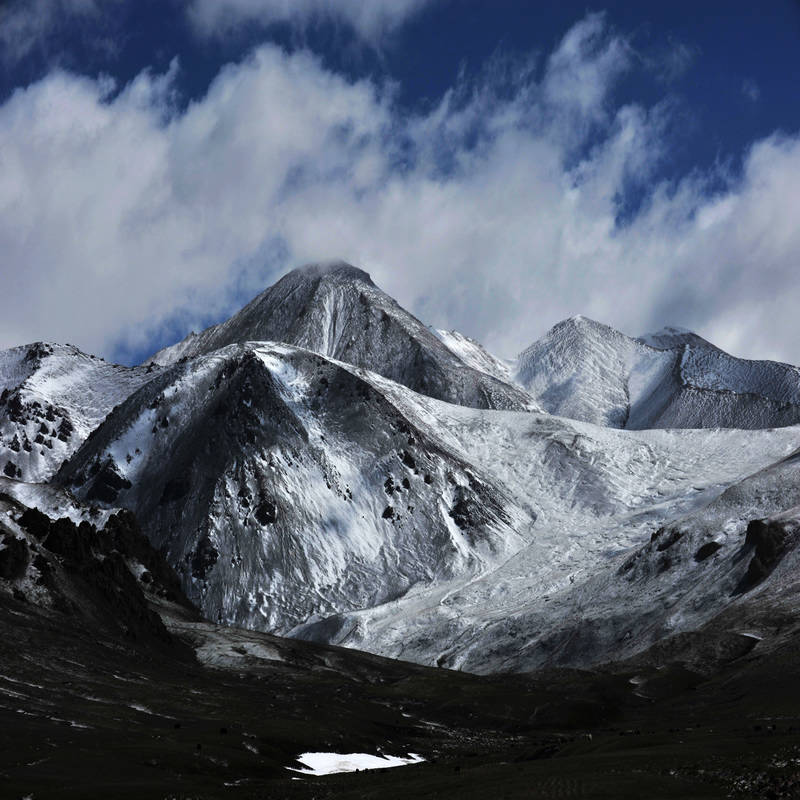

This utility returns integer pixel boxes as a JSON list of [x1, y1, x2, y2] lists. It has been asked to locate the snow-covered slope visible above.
[[516, 316, 800, 429], [56, 332, 800, 671], [0, 343, 158, 482], [458, 443, 800, 673], [147, 262, 536, 412], [58, 342, 530, 632], [290, 398, 800, 671]]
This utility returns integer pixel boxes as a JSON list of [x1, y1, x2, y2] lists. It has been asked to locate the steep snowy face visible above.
[[516, 316, 800, 430], [433, 329, 514, 384], [0, 343, 158, 482], [516, 316, 648, 428], [58, 342, 529, 633], [147, 262, 536, 412], [292, 421, 800, 673]]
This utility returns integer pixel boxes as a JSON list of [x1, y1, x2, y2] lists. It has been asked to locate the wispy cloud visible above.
[[0, 14, 798, 366], [0, 0, 119, 65], [651, 38, 698, 84], [742, 78, 760, 102], [187, 0, 437, 45]]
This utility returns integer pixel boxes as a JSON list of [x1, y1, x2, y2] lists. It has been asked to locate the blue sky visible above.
[[1, 0, 799, 365]]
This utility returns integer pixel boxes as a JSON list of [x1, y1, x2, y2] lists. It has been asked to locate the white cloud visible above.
[[0, 14, 799, 367], [187, 0, 435, 44]]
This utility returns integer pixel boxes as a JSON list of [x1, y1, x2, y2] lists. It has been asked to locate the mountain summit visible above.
[[516, 315, 800, 429], [147, 261, 535, 412]]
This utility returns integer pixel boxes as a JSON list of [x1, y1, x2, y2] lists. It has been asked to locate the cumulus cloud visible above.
[[187, 0, 435, 44], [0, 14, 798, 367]]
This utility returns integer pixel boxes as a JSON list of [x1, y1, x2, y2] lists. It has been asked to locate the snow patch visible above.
[[288, 751, 424, 775]]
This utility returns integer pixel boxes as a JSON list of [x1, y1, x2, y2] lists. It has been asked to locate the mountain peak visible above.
[[518, 316, 628, 363], [144, 261, 534, 411], [553, 314, 619, 335], [283, 260, 373, 286]]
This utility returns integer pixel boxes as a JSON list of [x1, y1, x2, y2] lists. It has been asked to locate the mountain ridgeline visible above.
[[516, 315, 800, 430]]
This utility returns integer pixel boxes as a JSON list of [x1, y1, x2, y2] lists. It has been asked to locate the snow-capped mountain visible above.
[[58, 342, 530, 633], [147, 261, 535, 412], [0, 342, 158, 482], [516, 315, 800, 429], [4, 259, 800, 677]]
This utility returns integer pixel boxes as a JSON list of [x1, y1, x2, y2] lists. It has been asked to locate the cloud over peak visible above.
[[0, 14, 798, 368]]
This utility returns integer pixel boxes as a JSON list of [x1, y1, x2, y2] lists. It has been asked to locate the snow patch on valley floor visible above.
[[288, 751, 424, 775]]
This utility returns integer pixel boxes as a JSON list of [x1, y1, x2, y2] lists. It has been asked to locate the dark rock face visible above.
[[736, 517, 797, 593], [18, 507, 51, 540], [447, 480, 507, 539], [8, 501, 198, 656], [86, 462, 132, 503], [0, 535, 29, 580], [254, 500, 277, 526], [44, 518, 94, 562], [190, 534, 219, 580], [694, 541, 722, 562], [448, 489, 475, 530], [654, 527, 683, 552], [160, 477, 190, 504]]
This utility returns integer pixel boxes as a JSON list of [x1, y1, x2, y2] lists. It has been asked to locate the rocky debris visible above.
[[0, 492, 198, 659]]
